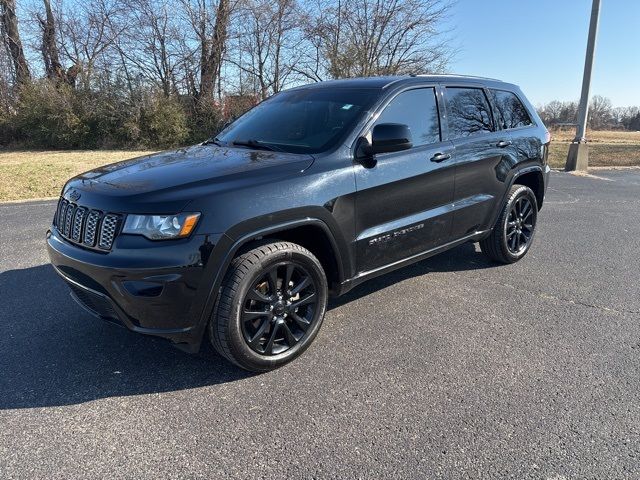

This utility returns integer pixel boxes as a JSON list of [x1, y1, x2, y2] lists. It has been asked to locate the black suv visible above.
[[47, 75, 550, 371]]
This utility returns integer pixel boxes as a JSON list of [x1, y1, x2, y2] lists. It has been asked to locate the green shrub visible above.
[[14, 81, 90, 148], [139, 94, 189, 149], [186, 99, 225, 144]]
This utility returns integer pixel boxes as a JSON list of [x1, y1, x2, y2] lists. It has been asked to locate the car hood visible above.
[[62, 145, 315, 213]]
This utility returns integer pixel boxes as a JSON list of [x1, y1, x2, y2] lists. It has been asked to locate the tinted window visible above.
[[374, 88, 440, 147], [445, 87, 494, 139], [491, 89, 533, 129], [218, 88, 379, 154]]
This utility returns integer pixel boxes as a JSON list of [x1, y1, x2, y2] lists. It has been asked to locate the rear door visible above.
[[353, 86, 456, 273], [444, 85, 516, 238]]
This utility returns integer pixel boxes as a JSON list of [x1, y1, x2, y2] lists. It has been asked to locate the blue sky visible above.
[[446, 0, 640, 107]]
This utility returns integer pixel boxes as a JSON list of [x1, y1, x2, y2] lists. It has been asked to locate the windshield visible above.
[[216, 88, 379, 154]]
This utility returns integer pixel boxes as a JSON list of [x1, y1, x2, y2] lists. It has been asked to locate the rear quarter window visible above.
[[490, 89, 534, 129]]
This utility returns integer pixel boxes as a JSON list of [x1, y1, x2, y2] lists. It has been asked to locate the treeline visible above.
[[537, 96, 640, 131], [0, 0, 454, 149]]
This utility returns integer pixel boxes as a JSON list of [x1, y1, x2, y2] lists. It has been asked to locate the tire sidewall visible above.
[[225, 248, 328, 370]]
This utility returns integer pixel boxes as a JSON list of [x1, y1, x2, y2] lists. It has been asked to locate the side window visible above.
[[374, 88, 440, 147], [490, 89, 533, 129], [445, 87, 494, 139]]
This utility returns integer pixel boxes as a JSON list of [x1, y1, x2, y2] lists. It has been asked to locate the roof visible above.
[[289, 74, 510, 91]]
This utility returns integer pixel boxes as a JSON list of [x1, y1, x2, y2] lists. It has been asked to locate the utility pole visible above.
[[566, 0, 602, 171]]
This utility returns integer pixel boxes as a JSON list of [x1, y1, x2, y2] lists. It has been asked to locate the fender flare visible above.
[[487, 165, 545, 231], [191, 217, 347, 344]]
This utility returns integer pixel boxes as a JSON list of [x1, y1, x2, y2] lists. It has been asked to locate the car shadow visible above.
[[330, 242, 495, 309], [0, 242, 495, 410]]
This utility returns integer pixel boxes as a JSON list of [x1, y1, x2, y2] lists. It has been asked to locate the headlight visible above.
[[122, 212, 201, 240]]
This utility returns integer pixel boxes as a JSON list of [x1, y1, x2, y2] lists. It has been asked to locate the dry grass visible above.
[[0, 150, 154, 202], [1, 132, 639, 201], [548, 129, 640, 169]]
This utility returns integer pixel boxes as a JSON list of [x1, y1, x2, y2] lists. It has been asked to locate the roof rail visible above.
[[411, 73, 504, 82]]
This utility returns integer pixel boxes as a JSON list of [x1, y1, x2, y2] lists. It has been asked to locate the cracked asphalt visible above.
[[1, 170, 639, 479]]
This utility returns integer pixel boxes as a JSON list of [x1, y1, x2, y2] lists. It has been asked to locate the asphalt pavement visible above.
[[1, 170, 639, 479]]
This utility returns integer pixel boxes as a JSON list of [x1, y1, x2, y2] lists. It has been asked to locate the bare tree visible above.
[[183, 0, 231, 102], [115, 0, 194, 97], [588, 95, 613, 130], [38, 0, 72, 84], [0, 0, 30, 85], [56, 0, 128, 89], [301, 0, 453, 80], [230, 0, 300, 99]]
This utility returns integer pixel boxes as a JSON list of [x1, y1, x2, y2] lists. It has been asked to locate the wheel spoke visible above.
[[291, 276, 311, 296], [242, 309, 269, 322], [246, 288, 271, 304], [521, 202, 532, 220], [519, 232, 528, 247], [284, 264, 294, 290], [509, 233, 517, 250], [264, 321, 280, 354], [248, 318, 270, 347], [290, 292, 316, 310], [290, 312, 311, 331], [506, 229, 516, 238], [267, 267, 279, 295], [514, 198, 522, 217], [281, 323, 298, 346]]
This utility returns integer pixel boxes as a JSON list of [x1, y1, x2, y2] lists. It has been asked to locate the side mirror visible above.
[[370, 123, 412, 154]]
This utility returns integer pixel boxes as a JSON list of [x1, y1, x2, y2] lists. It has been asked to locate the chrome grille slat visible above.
[[71, 207, 86, 242], [83, 210, 101, 247], [53, 198, 120, 251], [99, 214, 119, 250], [63, 204, 75, 236], [56, 199, 68, 227]]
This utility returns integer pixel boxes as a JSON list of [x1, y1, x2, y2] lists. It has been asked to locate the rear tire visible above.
[[480, 184, 538, 264], [209, 241, 328, 372]]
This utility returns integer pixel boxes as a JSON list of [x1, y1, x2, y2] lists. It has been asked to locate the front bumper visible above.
[[46, 227, 224, 348]]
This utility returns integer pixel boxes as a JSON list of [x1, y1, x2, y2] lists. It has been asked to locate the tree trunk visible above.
[[0, 0, 30, 86], [199, 0, 229, 103], [40, 0, 66, 83]]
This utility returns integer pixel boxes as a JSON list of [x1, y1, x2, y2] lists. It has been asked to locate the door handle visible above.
[[430, 152, 451, 163], [496, 140, 512, 148]]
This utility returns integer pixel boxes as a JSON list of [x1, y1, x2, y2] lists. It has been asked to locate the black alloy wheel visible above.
[[504, 195, 535, 255], [241, 262, 318, 355], [480, 184, 538, 264], [210, 241, 328, 371]]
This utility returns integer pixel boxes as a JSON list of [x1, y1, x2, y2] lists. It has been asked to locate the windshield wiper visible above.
[[202, 137, 223, 146], [231, 139, 282, 152]]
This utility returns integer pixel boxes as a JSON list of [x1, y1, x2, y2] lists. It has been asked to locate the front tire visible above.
[[209, 241, 328, 372], [480, 184, 538, 264]]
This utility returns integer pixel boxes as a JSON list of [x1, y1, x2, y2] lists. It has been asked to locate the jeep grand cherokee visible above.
[[47, 75, 551, 371]]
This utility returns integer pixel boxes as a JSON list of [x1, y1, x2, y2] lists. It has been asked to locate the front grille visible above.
[[53, 198, 121, 251]]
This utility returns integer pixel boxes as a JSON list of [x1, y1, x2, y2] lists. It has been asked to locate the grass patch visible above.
[[0, 150, 154, 202], [547, 130, 640, 168], [1, 131, 639, 202]]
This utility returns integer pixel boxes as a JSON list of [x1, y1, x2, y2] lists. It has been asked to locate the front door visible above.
[[354, 87, 456, 274]]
